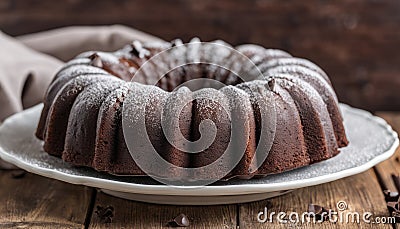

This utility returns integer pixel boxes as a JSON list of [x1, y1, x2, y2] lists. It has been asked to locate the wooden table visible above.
[[0, 112, 399, 228]]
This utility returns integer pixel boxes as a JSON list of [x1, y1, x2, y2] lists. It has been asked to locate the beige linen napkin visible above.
[[0, 31, 63, 121], [18, 25, 163, 61], [0, 25, 163, 169]]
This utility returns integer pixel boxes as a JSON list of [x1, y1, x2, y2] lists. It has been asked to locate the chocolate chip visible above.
[[388, 202, 400, 223], [167, 213, 190, 227], [11, 170, 26, 179], [385, 175, 400, 221], [392, 211, 400, 223], [386, 191, 400, 222], [308, 204, 331, 221], [95, 205, 114, 223], [383, 190, 399, 202], [308, 204, 324, 215], [387, 201, 400, 212], [265, 200, 273, 209], [88, 53, 103, 68]]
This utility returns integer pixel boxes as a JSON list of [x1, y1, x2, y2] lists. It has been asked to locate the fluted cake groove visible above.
[[36, 38, 348, 180]]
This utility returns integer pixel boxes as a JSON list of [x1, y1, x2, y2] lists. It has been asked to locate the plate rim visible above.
[[0, 103, 398, 196]]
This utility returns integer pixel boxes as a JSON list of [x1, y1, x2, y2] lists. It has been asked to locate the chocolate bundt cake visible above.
[[36, 38, 348, 180]]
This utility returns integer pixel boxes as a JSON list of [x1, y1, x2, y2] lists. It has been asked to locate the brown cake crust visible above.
[[36, 39, 349, 180]]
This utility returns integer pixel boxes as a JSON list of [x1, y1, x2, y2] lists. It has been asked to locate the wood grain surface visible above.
[[239, 170, 391, 228], [0, 171, 93, 228], [0, 112, 398, 228], [0, 0, 399, 111], [89, 191, 237, 228], [1, 1, 400, 227]]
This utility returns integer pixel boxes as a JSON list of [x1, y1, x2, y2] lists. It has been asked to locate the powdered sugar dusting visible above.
[[62, 58, 91, 69], [76, 51, 120, 64], [43, 38, 344, 182], [260, 57, 329, 82], [57, 65, 109, 80], [123, 83, 168, 124], [275, 75, 338, 151], [98, 84, 130, 115], [264, 49, 292, 59], [265, 65, 337, 102]]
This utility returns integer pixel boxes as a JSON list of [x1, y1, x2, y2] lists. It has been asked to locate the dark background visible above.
[[1, 0, 399, 111]]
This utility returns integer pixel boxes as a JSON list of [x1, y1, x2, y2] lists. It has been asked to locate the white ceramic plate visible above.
[[0, 104, 398, 205]]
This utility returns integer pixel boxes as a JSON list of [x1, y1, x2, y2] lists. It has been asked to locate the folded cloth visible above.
[[18, 25, 164, 62], [0, 31, 63, 121], [0, 25, 162, 169]]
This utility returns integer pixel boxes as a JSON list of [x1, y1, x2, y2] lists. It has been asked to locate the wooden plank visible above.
[[374, 112, 400, 228], [374, 112, 400, 192], [0, 170, 94, 228], [239, 170, 391, 228], [376, 112, 400, 133], [88, 191, 237, 228]]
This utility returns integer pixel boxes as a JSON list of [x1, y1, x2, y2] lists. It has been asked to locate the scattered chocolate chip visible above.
[[267, 78, 275, 91], [395, 157, 399, 163], [95, 205, 114, 223], [11, 170, 26, 179], [308, 204, 331, 221], [383, 190, 399, 202], [308, 204, 324, 215], [130, 41, 151, 58], [265, 200, 273, 209], [385, 188, 400, 222], [384, 174, 400, 221], [386, 200, 400, 223], [88, 53, 103, 68], [392, 211, 400, 223], [88, 53, 98, 60], [387, 201, 399, 212], [167, 213, 190, 227]]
